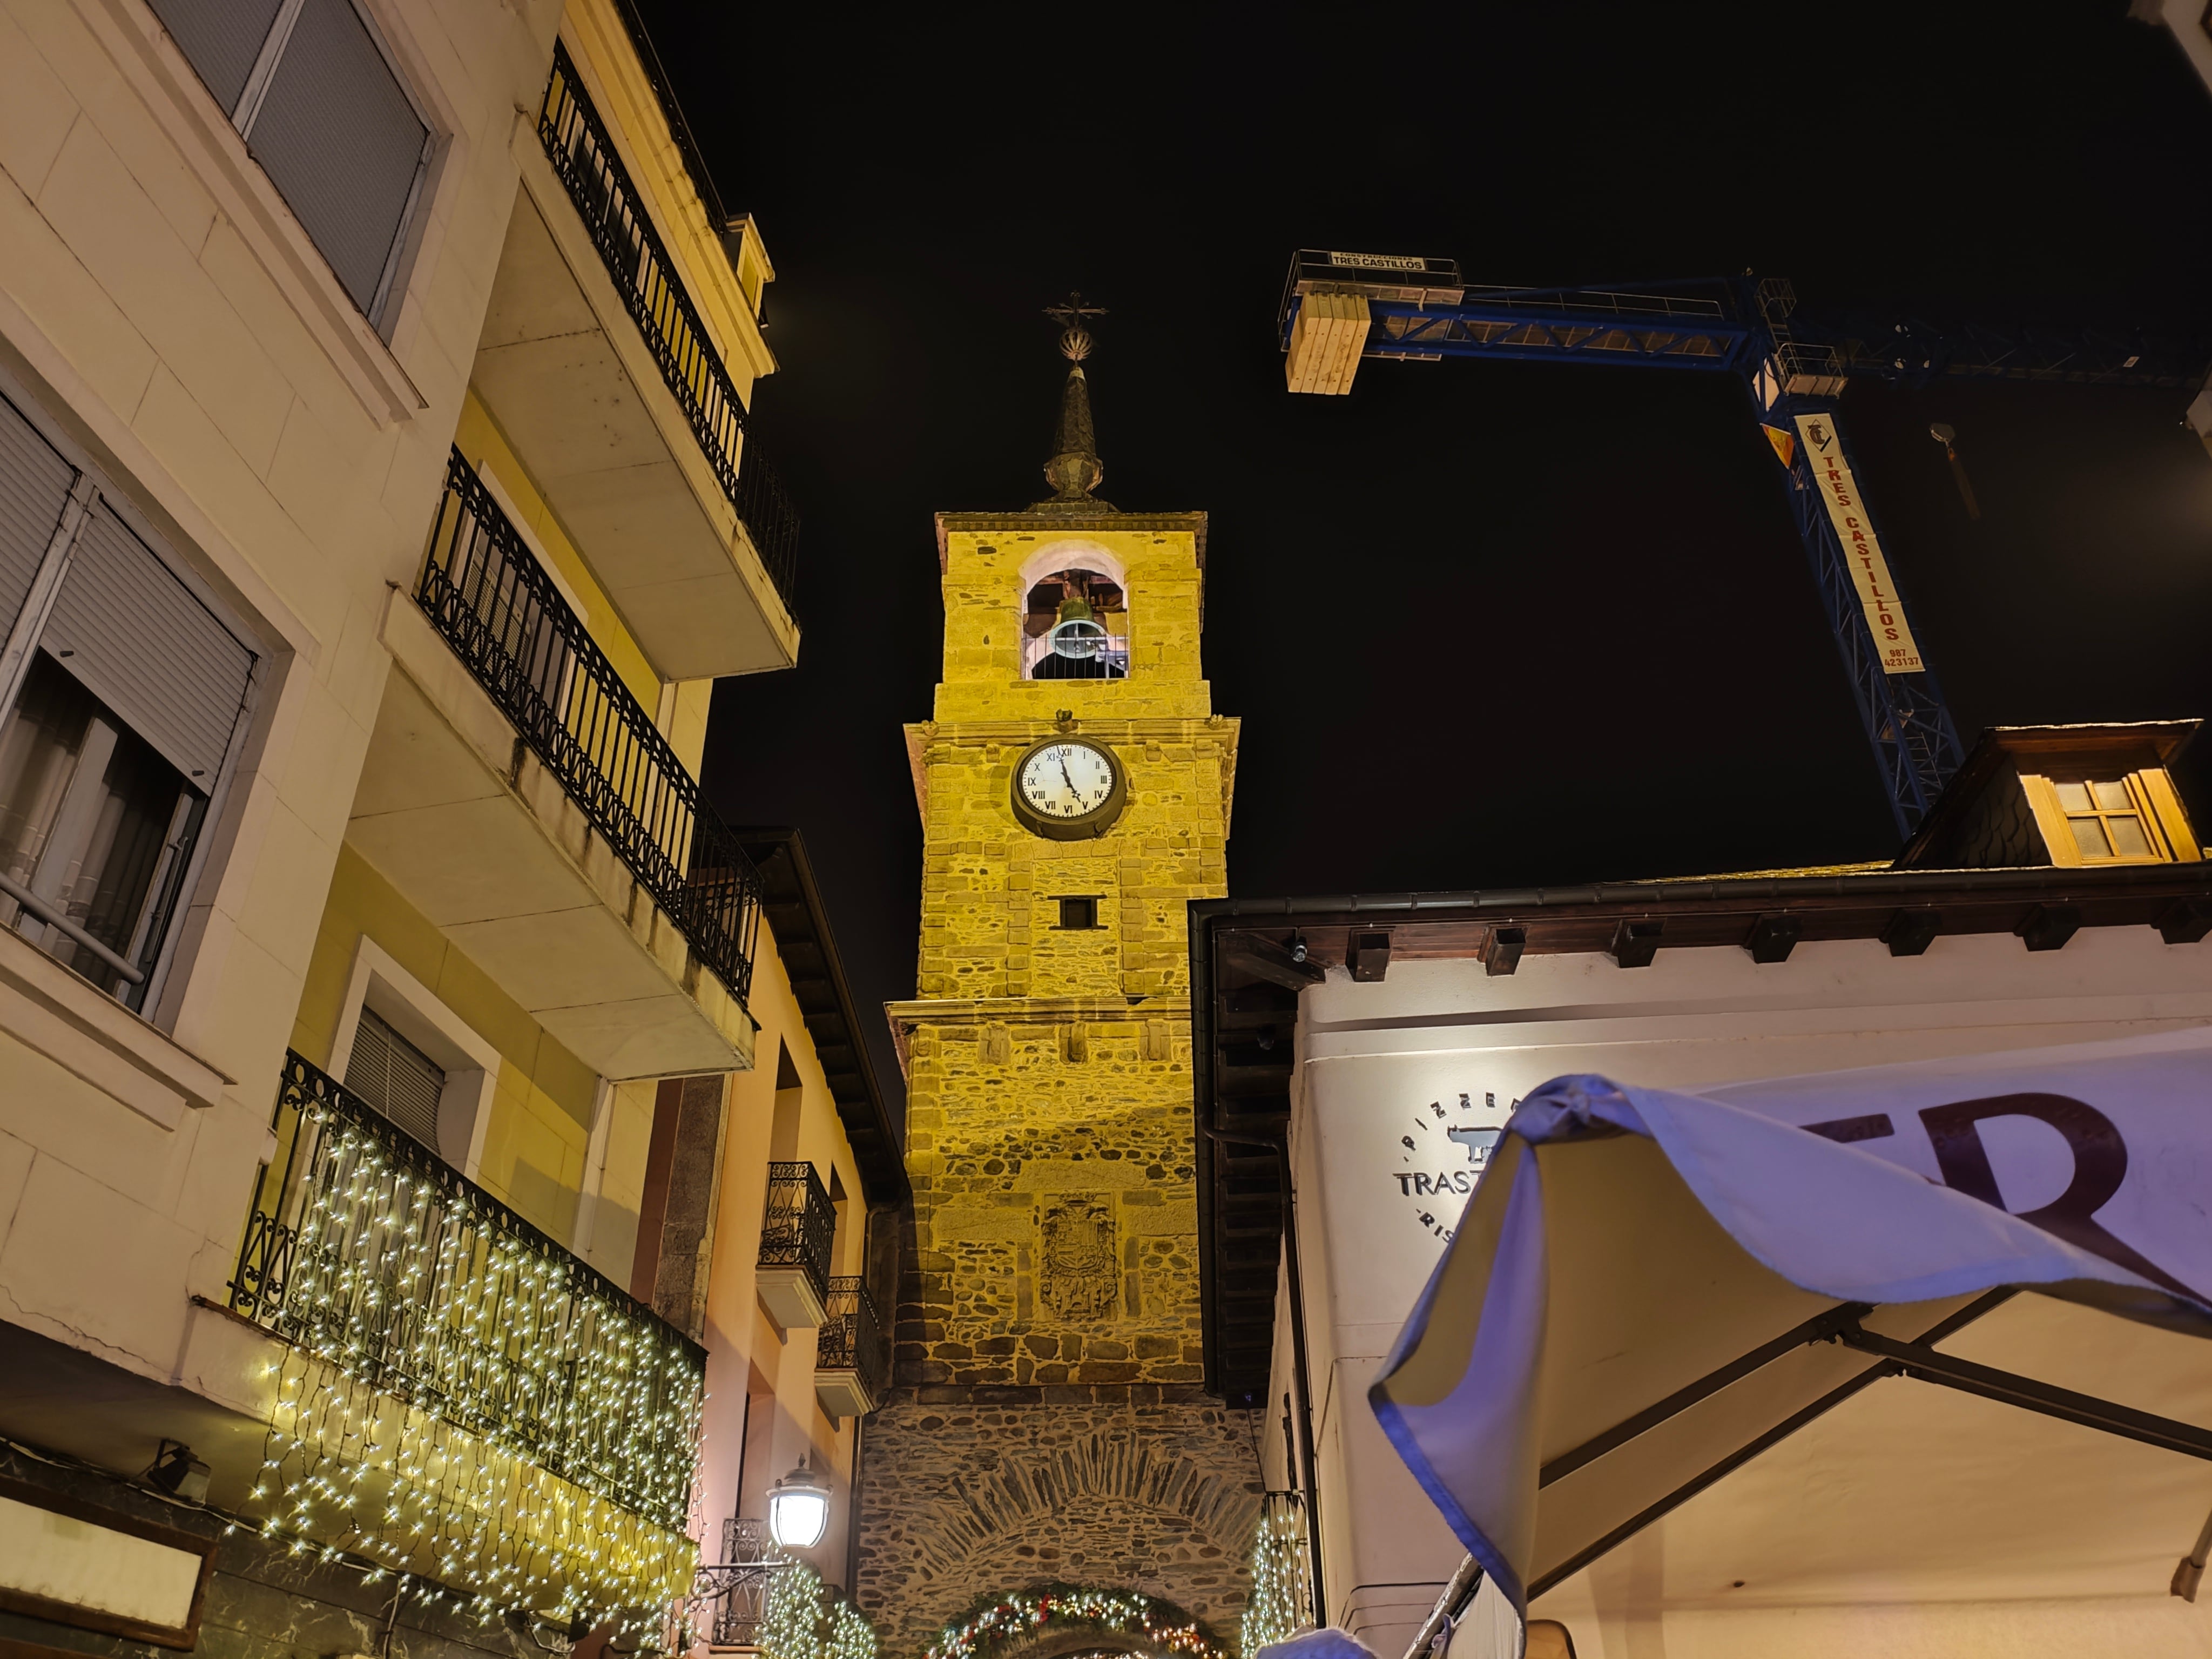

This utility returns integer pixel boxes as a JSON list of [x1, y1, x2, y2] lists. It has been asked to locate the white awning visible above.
[[1370, 1029, 2212, 1620]]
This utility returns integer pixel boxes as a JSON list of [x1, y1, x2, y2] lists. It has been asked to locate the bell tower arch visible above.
[[859, 313, 1257, 1655]]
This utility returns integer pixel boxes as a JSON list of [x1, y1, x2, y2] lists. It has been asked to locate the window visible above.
[[1055, 896, 1100, 930], [331, 936, 502, 1174], [2022, 770, 2187, 868], [342, 1004, 446, 1151], [0, 389, 257, 1008], [146, 0, 432, 331], [2054, 778, 2162, 864], [1024, 569, 1129, 680]]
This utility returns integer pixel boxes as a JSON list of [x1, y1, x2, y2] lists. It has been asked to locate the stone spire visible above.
[[1035, 294, 1113, 512]]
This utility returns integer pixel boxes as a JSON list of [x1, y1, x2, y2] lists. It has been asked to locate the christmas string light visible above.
[[759, 1557, 879, 1659], [926, 1587, 1224, 1659], [1239, 1498, 1313, 1657], [238, 1062, 709, 1640]]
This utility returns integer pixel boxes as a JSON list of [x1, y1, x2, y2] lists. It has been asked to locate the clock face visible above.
[[1010, 739, 1127, 839], [1018, 741, 1116, 820]]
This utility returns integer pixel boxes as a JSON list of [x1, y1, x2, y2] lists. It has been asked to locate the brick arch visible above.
[[914, 1434, 1263, 1576]]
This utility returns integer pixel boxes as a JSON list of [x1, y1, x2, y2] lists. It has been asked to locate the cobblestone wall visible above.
[[856, 1386, 1265, 1658]]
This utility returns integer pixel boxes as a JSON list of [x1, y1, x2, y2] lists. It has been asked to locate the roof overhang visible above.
[[733, 828, 908, 1207]]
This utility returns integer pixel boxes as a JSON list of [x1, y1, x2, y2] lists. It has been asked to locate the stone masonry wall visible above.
[[898, 1011, 1203, 1385], [862, 514, 1247, 1656], [857, 1388, 1266, 1658]]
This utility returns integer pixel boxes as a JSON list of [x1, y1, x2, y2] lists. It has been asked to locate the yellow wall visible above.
[[292, 844, 599, 1240], [696, 909, 871, 1582], [932, 525, 1215, 724], [451, 389, 660, 711]]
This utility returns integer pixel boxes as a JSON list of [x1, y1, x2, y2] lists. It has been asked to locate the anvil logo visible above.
[[1395, 1092, 1511, 1242]]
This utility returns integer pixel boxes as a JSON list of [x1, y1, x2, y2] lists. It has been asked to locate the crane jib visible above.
[[1270, 254, 2212, 838]]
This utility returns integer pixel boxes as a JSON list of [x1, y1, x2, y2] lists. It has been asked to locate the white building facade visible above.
[[1195, 725, 2212, 1659]]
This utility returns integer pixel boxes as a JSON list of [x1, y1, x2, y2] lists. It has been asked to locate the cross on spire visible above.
[[1044, 292, 1106, 361]]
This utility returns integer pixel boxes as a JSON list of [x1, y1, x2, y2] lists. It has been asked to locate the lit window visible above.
[[2053, 778, 2164, 864]]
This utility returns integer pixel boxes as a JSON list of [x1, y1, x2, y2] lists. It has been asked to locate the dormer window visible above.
[[1893, 723, 2204, 873], [1024, 569, 1128, 680], [2051, 778, 2159, 862]]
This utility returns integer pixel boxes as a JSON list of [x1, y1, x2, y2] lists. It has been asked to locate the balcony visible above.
[[471, 43, 799, 680], [347, 451, 759, 1077], [813, 1277, 888, 1419], [756, 1161, 834, 1331], [228, 1050, 704, 1616]]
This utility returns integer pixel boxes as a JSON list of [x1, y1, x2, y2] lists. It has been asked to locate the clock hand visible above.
[[1058, 755, 1077, 797]]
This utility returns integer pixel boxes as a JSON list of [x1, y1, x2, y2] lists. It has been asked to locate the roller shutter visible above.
[[343, 1006, 445, 1153], [247, 0, 429, 314], [41, 503, 256, 785], [0, 393, 76, 643], [143, 0, 289, 117]]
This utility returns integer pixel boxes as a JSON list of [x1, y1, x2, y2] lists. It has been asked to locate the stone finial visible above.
[[1037, 293, 1114, 512]]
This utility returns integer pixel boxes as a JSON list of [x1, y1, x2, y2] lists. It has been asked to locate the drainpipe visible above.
[[1203, 1125, 1325, 1627]]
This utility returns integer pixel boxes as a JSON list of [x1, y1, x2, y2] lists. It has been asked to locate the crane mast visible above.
[[1279, 252, 2209, 839]]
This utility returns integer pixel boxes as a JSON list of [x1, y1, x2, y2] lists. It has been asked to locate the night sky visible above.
[[636, 3, 2212, 1122]]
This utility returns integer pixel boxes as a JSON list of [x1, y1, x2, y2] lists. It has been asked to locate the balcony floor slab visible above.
[[346, 592, 754, 1080], [471, 160, 795, 680]]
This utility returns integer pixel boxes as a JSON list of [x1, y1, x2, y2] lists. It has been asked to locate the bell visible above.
[[1056, 594, 1096, 626]]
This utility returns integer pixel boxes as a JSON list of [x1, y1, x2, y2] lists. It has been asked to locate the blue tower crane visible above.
[[1278, 251, 2211, 839]]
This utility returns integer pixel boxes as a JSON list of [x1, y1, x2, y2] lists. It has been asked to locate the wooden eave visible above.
[[1189, 858, 2212, 1406], [733, 828, 909, 1207]]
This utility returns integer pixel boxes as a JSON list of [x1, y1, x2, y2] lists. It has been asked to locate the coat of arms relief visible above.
[[1039, 1193, 1119, 1318]]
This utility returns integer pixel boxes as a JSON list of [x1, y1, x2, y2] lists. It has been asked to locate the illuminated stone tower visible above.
[[860, 316, 1258, 1655]]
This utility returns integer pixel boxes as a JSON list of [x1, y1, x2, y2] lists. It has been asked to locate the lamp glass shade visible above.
[[768, 1464, 831, 1549]]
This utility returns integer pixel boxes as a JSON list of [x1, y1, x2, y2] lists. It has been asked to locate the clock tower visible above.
[[858, 320, 1258, 1654]]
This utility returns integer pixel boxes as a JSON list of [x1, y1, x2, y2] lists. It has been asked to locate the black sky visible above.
[[638, 2, 2212, 1124]]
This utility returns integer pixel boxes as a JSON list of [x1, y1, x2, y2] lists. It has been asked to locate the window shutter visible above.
[[246, 0, 428, 315], [0, 393, 76, 641], [41, 504, 255, 786], [345, 1006, 446, 1152], [143, 0, 289, 118]]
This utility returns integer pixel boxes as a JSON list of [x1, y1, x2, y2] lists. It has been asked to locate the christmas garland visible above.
[[927, 1584, 1226, 1659]]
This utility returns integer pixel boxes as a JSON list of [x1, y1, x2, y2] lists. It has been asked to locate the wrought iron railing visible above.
[[538, 43, 800, 616], [759, 1161, 835, 1308], [229, 1050, 706, 1529], [420, 450, 761, 1003], [710, 1517, 776, 1645], [816, 1276, 888, 1402]]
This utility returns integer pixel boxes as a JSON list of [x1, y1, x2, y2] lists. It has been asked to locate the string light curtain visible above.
[[760, 1557, 879, 1659], [1240, 1493, 1314, 1656], [232, 1052, 706, 1628]]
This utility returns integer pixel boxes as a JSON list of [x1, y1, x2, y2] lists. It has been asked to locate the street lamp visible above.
[[767, 1456, 831, 1550], [690, 1458, 834, 1614]]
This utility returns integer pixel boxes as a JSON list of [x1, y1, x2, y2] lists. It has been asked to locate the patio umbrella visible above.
[[1370, 1029, 2212, 1623]]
